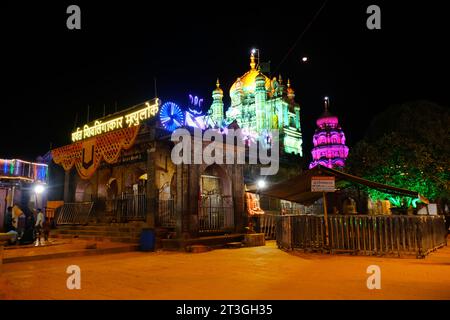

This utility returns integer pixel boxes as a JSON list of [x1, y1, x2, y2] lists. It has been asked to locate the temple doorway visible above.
[[105, 178, 119, 213], [75, 181, 94, 202], [199, 164, 234, 233]]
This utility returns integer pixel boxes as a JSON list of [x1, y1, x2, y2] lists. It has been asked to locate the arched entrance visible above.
[[75, 181, 94, 202], [199, 164, 234, 233], [155, 174, 176, 228], [105, 178, 119, 214]]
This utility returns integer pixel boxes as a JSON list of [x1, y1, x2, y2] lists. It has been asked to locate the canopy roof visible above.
[[252, 166, 419, 205]]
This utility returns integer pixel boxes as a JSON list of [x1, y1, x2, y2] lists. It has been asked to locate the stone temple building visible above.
[[50, 98, 247, 246]]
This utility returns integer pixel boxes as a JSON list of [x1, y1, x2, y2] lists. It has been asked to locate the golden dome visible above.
[[229, 53, 271, 95], [213, 78, 223, 95]]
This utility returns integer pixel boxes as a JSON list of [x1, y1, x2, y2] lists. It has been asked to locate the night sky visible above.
[[2, 1, 449, 164]]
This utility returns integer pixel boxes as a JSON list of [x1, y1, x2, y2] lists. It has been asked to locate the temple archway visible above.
[[75, 181, 94, 202], [198, 164, 234, 232], [106, 178, 119, 200]]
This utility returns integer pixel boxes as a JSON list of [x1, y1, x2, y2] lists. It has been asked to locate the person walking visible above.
[[34, 208, 44, 246]]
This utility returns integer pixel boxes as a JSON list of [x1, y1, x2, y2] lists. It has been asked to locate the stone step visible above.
[[51, 229, 139, 236], [51, 230, 139, 235], [186, 245, 210, 253], [55, 225, 144, 232], [50, 224, 169, 245], [3, 244, 140, 264], [226, 242, 244, 249], [50, 234, 140, 243], [162, 234, 245, 251], [51, 229, 142, 237]]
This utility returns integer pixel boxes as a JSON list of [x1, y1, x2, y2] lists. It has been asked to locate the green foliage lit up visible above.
[[347, 101, 450, 208]]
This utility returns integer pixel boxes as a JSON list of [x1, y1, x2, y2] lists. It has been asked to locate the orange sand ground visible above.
[[1, 240, 450, 300]]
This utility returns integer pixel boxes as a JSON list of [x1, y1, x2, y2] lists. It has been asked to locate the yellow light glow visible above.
[[229, 69, 271, 95], [71, 99, 160, 142]]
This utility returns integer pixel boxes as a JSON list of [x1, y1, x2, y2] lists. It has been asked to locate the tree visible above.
[[347, 101, 450, 207]]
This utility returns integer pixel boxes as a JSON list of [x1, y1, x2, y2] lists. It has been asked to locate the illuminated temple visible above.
[[37, 51, 306, 246], [309, 99, 349, 169], [208, 52, 303, 156]]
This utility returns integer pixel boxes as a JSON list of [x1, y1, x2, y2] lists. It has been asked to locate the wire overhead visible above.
[[273, 0, 328, 73]]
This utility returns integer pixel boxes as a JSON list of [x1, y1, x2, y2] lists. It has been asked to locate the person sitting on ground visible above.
[[6, 230, 18, 245]]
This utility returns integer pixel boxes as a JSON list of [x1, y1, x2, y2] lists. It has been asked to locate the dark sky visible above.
[[2, 1, 449, 163]]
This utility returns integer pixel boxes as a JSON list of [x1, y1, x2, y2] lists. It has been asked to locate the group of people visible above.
[[3, 205, 53, 246]]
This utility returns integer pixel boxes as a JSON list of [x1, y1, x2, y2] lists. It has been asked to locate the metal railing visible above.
[[111, 193, 147, 222], [198, 206, 234, 233], [158, 199, 176, 227], [56, 202, 94, 225], [259, 214, 277, 239], [198, 195, 234, 233], [277, 214, 447, 258]]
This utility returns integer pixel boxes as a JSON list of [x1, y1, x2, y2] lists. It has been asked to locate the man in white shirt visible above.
[[35, 208, 44, 246]]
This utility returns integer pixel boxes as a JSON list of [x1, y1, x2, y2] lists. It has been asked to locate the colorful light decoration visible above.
[[309, 98, 349, 169], [159, 96, 209, 131], [219, 53, 302, 155], [185, 94, 207, 129], [71, 99, 159, 142], [188, 94, 204, 113], [185, 114, 207, 129], [0, 159, 48, 183], [160, 102, 185, 132]]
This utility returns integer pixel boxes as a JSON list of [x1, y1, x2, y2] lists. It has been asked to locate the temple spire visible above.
[[324, 97, 330, 112], [250, 52, 256, 70]]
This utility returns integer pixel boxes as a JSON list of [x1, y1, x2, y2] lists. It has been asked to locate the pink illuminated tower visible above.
[[309, 97, 349, 169]]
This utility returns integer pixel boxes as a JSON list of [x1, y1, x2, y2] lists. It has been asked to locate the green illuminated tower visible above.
[[210, 79, 224, 126], [209, 52, 303, 156]]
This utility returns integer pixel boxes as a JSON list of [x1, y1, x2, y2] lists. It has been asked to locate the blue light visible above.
[[160, 102, 185, 132]]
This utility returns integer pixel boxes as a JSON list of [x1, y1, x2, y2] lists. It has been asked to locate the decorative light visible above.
[[301, 56, 308, 62], [251, 48, 257, 54], [34, 184, 45, 194], [309, 101, 349, 170], [71, 99, 159, 142], [160, 102, 185, 132], [185, 113, 206, 130], [257, 179, 266, 189]]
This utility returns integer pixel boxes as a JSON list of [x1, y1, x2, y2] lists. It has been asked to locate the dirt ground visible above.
[[1, 240, 450, 300]]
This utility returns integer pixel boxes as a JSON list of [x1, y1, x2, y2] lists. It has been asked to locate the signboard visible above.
[[311, 176, 335, 192], [71, 99, 160, 142]]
